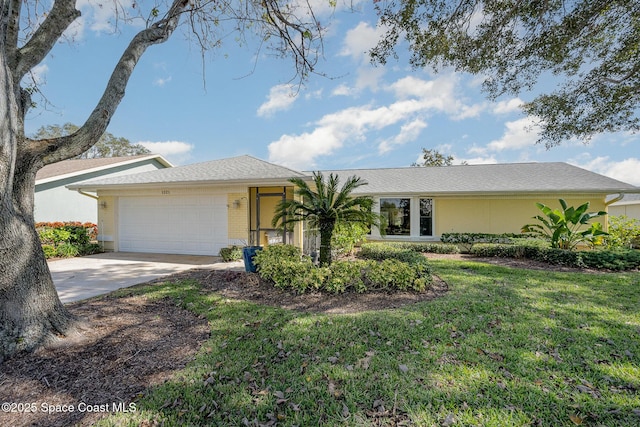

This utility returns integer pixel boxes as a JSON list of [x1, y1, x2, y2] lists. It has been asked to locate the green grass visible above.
[[97, 260, 640, 426]]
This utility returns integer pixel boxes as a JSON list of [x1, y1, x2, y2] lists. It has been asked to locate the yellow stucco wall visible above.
[[227, 193, 249, 243], [96, 186, 609, 253], [435, 196, 608, 236]]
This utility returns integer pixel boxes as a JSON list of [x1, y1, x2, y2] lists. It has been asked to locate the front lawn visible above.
[[97, 259, 640, 426]]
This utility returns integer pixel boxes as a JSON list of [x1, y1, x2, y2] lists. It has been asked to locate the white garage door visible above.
[[118, 195, 228, 255]]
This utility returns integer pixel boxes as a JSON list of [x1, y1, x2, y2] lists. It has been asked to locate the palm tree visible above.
[[272, 172, 381, 266]]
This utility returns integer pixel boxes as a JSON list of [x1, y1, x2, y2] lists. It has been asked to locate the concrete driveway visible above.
[[49, 252, 244, 303]]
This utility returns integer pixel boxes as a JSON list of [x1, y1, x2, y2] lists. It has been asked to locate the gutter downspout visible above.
[[605, 193, 625, 206], [76, 189, 103, 250], [76, 189, 99, 200]]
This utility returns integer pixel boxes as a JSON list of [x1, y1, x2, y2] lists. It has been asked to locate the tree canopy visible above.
[[33, 124, 151, 159], [371, 0, 640, 147], [412, 148, 454, 166]]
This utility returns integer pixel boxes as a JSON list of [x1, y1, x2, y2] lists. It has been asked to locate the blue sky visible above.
[[25, 0, 640, 185]]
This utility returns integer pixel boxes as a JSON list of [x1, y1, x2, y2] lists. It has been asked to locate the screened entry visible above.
[[248, 186, 295, 246]]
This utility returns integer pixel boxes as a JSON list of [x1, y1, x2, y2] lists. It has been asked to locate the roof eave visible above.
[[36, 154, 173, 185], [67, 175, 313, 192]]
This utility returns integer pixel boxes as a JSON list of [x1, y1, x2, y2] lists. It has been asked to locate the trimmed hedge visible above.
[[359, 241, 459, 256], [470, 242, 640, 271], [440, 232, 526, 252], [253, 244, 433, 294]]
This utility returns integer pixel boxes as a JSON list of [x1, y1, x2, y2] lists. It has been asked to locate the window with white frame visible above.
[[380, 198, 411, 235], [419, 198, 433, 236], [377, 197, 434, 238]]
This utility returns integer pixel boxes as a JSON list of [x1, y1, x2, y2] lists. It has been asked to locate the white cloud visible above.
[[269, 74, 483, 168], [493, 98, 524, 115], [378, 119, 427, 154], [339, 21, 387, 62], [257, 84, 297, 117], [389, 75, 482, 118], [335, 21, 390, 95], [268, 127, 344, 170], [484, 117, 539, 152], [332, 84, 353, 97], [138, 140, 194, 165], [460, 155, 498, 165], [153, 76, 172, 87], [572, 156, 640, 186]]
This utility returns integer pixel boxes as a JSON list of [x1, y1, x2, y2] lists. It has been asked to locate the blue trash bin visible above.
[[242, 246, 263, 273]]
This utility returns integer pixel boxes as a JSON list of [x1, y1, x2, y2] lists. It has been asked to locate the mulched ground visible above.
[[0, 254, 597, 426]]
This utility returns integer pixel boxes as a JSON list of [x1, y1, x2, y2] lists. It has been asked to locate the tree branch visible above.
[[32, 0, 190, 165], [14, 0, 81, 83], [4, 0, 22, 61]]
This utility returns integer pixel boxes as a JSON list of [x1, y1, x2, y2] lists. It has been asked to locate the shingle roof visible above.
[[69, 155, 309, 189], [320, 162, 639, 195], [36, 154, 172, 182], [611, 193, 640, 205]]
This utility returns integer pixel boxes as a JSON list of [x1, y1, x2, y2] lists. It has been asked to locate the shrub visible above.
[[440, 233, 521, 252], [325, 260, 367, 293], [38, 228, 71, 246], [364, 241, 459, 254], [331, 222, 369, 256], [605, 215, 640, 249], [80, 243, 103, 256], [42, 245, 57, 259], [36, 222, 101, 257], [521, 199, 607, 250], [56, 243, 80, 258], [255, 243, 432, 294], [363, 258, 430, 292], [62, 225, 91, 246], [219, 245, 243, 262], [470, 241, 640, 270], [580, 250, 640, 271]]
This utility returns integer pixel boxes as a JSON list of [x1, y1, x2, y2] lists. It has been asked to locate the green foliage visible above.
[[41, 245, 57, 258], [80, 243, 103, 256], [362, 241, 460, 254], [63, 225, 91, 245], [411, 148, 455, 166], [36, 222, 102, 258], [440, 233, 520, 252], [359, 241, 458, 258], [471, 241, 640, 271], [38, 228, 71, 246], [521, 199, 607, 250], [254, 244, 432, 293], [371, 1, 640, 147], [219, 245, 243, 262], [272, 172, 383, 266], [324, 260, 366, 293], [606, 215, 640, 249], [55, 243, 80, 258], [331, 222, 369, 256]]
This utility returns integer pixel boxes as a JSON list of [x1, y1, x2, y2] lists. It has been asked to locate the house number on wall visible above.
[[161, 190, 170, 195]]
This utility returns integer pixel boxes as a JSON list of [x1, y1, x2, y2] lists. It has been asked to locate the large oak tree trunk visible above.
[[0, 42, 75, 361], [0, 215, 75, 362]]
